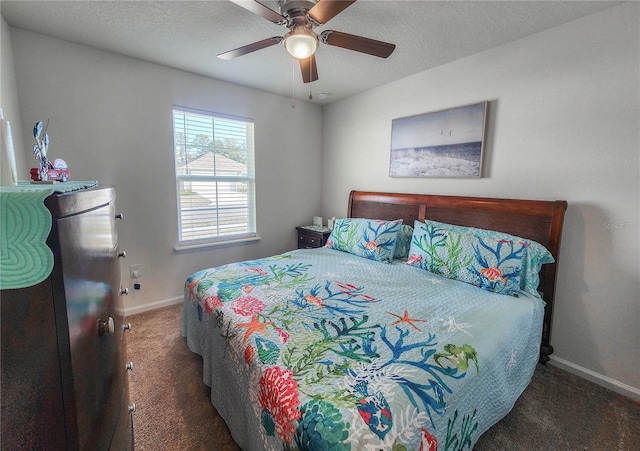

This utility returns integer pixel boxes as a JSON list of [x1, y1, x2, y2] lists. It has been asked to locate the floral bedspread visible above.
[[182, 248, 544, 451]]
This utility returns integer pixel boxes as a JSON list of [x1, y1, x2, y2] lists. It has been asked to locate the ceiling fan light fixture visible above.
[[284, 29, 318, 59]]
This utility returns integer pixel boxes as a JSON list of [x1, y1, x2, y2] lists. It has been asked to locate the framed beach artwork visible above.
[[389, 101, 488, 178]]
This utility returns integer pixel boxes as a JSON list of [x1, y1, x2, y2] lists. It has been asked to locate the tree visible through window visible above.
[[173, 106, 256, 244]]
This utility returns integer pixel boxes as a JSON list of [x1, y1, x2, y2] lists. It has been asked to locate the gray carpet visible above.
[[127, 304, 639, 450]]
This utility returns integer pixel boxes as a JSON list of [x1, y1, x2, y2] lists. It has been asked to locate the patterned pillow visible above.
[[325, 218, 402, 263], [407, 220, 528, 296], [393, 224, 414, 260], [415, 219, 554, 297]]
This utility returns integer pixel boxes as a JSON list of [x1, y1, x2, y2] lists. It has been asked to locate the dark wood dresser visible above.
[[1, 186, 134, 450]]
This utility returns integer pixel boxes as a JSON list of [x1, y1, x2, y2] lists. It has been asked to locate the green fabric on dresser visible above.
[[0, 180, 98, 289]]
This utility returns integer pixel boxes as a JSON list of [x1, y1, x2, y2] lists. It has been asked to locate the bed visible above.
[[182, 190, 567, 450]]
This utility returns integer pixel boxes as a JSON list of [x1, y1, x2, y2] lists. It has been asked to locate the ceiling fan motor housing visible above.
[[278, 0, 318, 19]]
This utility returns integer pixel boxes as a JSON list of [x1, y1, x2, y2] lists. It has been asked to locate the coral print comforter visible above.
[[182, 248, 544, 451]]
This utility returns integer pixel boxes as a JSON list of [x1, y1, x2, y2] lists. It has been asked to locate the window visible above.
[[173, 106, 256, 245]]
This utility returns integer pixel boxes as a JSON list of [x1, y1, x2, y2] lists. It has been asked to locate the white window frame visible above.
[[172, 106, 257, 249]]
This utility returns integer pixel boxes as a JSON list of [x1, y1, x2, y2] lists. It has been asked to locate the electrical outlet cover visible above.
[[130, 264, 141, 278]]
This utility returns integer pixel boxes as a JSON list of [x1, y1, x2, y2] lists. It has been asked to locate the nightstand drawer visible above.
[[299, 233, 322, 248], [296, 226, 331, 249]]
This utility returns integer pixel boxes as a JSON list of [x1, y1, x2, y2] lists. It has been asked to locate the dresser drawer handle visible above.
[[126, 361, 134, 371], [98, 317, 115, 337]]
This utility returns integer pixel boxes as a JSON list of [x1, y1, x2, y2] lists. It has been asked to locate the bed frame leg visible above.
[[539, 294, 554, 365], [539, 344, 553, 364]]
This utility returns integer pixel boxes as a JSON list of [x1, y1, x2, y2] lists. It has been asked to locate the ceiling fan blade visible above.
[[229, 0, 286, 24], [321, 30, 395, 58], [217, 37, 284, 60], [299, 54, 319, 83], [308, 0, 357, 25]]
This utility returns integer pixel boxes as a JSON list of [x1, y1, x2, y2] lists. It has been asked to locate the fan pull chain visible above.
[[291, 57, 296, 109], [308, 59, 313, 101]]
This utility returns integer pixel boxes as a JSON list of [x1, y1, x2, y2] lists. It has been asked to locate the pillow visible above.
[[407, 220, 533, 296], [325, 218, 402, 263], [407, 222, 472, 279], [411, 219, 554, 297], [393, 224, 413, 260]]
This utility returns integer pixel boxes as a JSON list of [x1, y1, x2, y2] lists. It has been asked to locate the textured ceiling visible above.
[[1, 1, 621, 105]]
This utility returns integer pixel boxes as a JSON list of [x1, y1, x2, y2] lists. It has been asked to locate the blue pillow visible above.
[[325, 218, 402, 263], [408, 220, 534, 296], [408, 219, 553, 297]]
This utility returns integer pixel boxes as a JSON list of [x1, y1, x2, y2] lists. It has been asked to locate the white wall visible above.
[[8, 28, 323, 314], [321, 3, 639, 398], [0, 16, 26, 175]]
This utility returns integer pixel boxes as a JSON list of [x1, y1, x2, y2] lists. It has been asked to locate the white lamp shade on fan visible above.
[[284, 31, 318, 59]]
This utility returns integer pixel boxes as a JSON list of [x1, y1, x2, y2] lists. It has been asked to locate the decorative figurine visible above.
[[30, 120, 70, 182], [32, 120, 49, 181]]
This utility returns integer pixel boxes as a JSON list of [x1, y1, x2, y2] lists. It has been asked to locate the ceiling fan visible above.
[[218, 0, 396, 83]]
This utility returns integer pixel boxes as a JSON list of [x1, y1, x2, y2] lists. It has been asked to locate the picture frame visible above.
[[389, 101, 488, 178]]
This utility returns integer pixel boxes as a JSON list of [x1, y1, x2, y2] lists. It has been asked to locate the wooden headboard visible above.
[[347, 190, 567, 363]]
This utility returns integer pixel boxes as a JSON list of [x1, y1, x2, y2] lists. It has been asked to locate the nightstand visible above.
[[296, 226, 331, 249]]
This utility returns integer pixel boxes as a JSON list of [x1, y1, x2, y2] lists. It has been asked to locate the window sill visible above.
[[174, 236, 261, 254]]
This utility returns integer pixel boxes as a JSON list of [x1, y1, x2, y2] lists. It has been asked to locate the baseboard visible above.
[[549, 356, 640, 401], [125, 296, 183, 316]]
